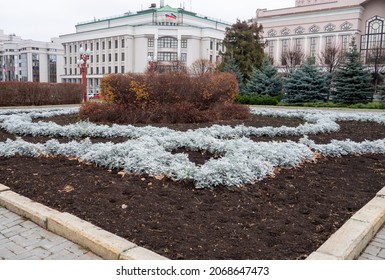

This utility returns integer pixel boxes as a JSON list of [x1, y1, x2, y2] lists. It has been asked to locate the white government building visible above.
[[0, 29, 64, 83], [59, 1, 230, 95]]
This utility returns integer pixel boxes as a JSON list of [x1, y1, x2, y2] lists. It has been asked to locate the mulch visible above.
[[1, 113, 385, 259]]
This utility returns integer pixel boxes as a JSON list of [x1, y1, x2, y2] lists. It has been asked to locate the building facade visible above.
[[0, 30, 64, 83], [59, 3, 230, 95], [255, 0, 385, 67]]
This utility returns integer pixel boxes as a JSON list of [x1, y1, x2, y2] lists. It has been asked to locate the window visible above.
[[295, 38, 302, 51], [96, 54, 99, 63], [361, 16, 385, 64], [210, 41, 213, 50], [281, 39, 289, 54], [102, 41, 105, 50], [341, 35, 350, 52], [102, 54, 105, 62], [121, 39, 125, 48], [115, 40, 118, 48], [310, 37, 317, 57], [108, 41, 111, 49], [158, 37, 178, 49], [121, 66, 125, 73], [309, 25, 320, 33], [115, 66, 118, 73], [281, 28, 290, 36], [181, 53, 187, 61], [96, 42, 99, 50], [341, 21, 353, 31], [32, 54, 39, 82], [148, 39, 154, 47], [108, 54, 112, 62], [115, 53, 118, 61], [324, 23, 336, 32], [294, 26, 305, 35], [181, 39, 187, 48], [121, 53, 125, 61], [268, 40, 275, 59], [325, 36, 333, 48], [157, 52, 178, 61], [267, 29, 277, 37]]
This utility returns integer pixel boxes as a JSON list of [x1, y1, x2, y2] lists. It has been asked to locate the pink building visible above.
[[255, 0, 385, 66]]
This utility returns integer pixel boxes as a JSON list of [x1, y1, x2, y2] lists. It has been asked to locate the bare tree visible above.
[[280, 48, 305, 75], [189, 59, 215, 76], [318, 44, 344, 74]]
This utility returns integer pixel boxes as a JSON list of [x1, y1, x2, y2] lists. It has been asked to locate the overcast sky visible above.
[[0, 0, 295, 42]]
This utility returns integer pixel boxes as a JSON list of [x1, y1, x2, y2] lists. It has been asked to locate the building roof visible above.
[[156, 5, 179, 13]]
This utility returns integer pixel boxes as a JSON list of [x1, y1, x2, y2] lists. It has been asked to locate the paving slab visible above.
[[0, 207, 102, 260]]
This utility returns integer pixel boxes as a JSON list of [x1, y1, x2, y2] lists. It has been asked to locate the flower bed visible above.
[[1, 107, 384, 188]]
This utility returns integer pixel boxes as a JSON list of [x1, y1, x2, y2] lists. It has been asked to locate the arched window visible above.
[[281, 28, 291, 36], [295, 26, 305, 35], [309, 25, 320, 33], [361, 16, 385, 64], [267, 29, 277, 37], [324, 23, 336, 32]]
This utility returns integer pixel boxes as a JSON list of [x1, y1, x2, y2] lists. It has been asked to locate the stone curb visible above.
[[0, 186, 168, 260], [307, 186, 385, 260]]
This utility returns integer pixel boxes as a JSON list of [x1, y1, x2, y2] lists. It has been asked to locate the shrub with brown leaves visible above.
[[83, 72, 250, 124]]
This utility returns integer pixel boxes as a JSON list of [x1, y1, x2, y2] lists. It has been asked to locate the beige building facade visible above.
[[255, 0, 385, 66]]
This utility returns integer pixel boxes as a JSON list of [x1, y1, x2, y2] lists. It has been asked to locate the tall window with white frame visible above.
[[268, 40, 275, 62], [310, 37, 317, 61]]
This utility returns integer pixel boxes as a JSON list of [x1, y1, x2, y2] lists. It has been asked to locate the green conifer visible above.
[[245, 57, 283, 97], [332, 38, 374, 104]]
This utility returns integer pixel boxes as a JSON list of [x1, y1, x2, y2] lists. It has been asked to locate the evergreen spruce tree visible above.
[[223, 57, 245, 92], [283, 59, 328, 104], [332, 38, 374, 104], [245, 57, 283, 96]]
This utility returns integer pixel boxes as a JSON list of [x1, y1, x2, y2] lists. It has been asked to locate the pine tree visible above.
[[332, 38, 374, 104], [245, 57, 283, 97], [282, 59, 328, 104], [221, 20, 265, 81], [223, 57, 245, 92]]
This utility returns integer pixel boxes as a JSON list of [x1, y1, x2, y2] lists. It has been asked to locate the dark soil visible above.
[[1, 113, 385, 259]]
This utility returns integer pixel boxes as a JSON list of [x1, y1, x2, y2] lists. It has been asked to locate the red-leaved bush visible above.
[[0, 82, 83, 106], [80, 72, 250, 124]]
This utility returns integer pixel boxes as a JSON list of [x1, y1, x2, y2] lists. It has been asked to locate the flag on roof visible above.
[[165, 13, 177, 20]]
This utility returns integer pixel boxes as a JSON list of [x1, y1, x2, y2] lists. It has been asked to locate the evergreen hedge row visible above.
[[0, 82, 83, 106]]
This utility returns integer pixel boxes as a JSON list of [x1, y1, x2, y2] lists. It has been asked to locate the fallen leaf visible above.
[[121, 204, 128, 209]]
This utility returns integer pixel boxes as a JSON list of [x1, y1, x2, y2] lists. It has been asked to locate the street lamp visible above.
[[77, 47, 91, 102], [147, 55, 157, 74]]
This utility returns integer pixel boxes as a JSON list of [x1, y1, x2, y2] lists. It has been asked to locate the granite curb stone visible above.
[[307, 186, 385, 260]]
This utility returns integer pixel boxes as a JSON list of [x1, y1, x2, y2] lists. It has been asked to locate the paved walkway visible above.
[[358, 224, 385, 260], [0, 207, 101, 260]]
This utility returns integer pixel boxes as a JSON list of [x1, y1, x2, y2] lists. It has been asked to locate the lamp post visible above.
[[77, 47, 91, 102], [147, 55, 157, 74]]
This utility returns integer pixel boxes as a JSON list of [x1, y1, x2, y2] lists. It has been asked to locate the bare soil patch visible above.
[[1, 113, 385, 259]]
